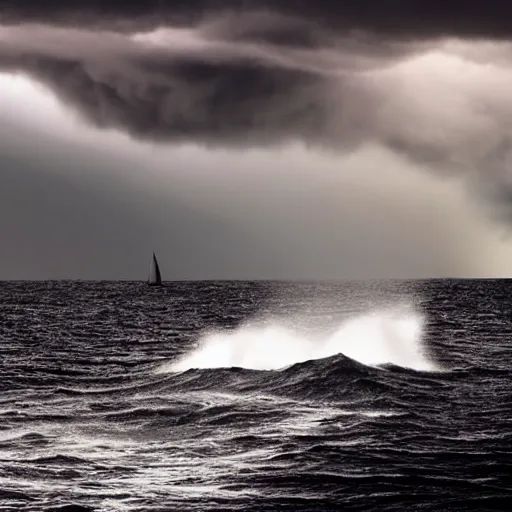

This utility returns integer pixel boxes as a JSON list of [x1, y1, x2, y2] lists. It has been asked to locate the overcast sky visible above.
[[2, 1, 512, 279]]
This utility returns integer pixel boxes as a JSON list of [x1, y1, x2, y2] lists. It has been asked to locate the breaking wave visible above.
[[168, 306, 438, 373]]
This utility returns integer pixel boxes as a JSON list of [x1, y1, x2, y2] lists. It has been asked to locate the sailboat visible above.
[[148, 252, 163, 286]]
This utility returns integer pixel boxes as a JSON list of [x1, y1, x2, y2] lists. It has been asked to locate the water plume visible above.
[[169, 306, 438, 373]]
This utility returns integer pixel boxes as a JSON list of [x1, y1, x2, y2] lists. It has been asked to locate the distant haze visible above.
[[2, 2, 512, 279]]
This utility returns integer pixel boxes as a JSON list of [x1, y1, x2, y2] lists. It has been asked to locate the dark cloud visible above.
[[0, 21, 510, 178], [0, 2, 457, 157], [2, 1, 512, 197], [0, 22, 377, 149], [0, 54, 333, 147], [2, 1, 512, 40]]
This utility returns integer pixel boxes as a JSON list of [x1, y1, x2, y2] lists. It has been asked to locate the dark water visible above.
[[0, 280, 511, 511]]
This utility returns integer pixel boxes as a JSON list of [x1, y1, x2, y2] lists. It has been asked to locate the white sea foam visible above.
[[165, 305, 438, 373]]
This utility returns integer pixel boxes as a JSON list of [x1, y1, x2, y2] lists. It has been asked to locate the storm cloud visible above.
[[2, 1, 512, 40], [0, 20, 397, 148], [2, 3, 512, 175], [2, 2, 512, 278], [2, 17, 512, 190]]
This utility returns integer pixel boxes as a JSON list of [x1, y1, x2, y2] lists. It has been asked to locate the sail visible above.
[[148, 252, 162, 286]]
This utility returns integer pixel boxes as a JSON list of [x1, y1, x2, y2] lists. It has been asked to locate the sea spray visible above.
[[165, 305, 438, 373]]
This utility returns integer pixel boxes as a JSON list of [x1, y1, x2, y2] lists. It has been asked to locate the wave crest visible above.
[[167, 305, 437, 373]]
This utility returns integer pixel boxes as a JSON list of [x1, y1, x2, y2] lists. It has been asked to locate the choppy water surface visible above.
[[0, 280, 511, 511]]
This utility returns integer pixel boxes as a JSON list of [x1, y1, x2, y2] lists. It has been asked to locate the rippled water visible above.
[[0, 280, 511, 511]]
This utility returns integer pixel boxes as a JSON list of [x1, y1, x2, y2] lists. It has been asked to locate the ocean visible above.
[[0, 280, 511, 511]]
